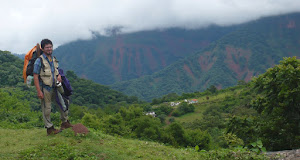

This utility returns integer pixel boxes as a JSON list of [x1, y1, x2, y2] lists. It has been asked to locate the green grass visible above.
[[0, 128, 206, 160], [171, 89, 240, 123], [0, 127, 268, 160]]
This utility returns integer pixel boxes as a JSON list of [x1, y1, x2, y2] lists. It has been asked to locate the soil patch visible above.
[[72, 123, 89, 136]]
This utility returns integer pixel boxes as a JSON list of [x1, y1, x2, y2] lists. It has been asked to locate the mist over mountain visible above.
[[54, 26, 238, 85], [13, 12, 300, 101], [110, 13, 300, 101], [3, 1, 300, 54]]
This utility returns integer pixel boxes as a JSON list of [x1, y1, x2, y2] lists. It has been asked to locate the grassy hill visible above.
[[0, 82, 277, 159], [168, 87, 247, 124], [0, 128, 268, 160], [0, 128, 200, 159]]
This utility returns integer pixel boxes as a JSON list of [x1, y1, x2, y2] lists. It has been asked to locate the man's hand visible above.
[[57, 74, 62, 82], [34, 74, 44, 99], [37, 90, 44, 99]]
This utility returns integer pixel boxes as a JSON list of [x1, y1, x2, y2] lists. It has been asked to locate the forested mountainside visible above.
[[54, 26, 238, 85], [0, 51, 139, 109], [0, 51, 24, 87], [111, 13, 300, 101]]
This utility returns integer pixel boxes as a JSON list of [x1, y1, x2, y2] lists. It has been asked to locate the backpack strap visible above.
[[39, 57, 45, 72], [36, 43, 41, 57], [53, 56, 59, 63], [38, 57, 45, 84]]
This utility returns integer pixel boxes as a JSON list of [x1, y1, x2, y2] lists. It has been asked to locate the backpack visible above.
[[55, 68, 72, 112], [23, 43, 42, 83], [58, 68, 73, 97]]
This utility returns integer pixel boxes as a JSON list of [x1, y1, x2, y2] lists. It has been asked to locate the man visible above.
[[33, 39, 72, 135]]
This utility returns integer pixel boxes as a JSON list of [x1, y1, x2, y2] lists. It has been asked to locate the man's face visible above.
[[42, 44, 53, 55]]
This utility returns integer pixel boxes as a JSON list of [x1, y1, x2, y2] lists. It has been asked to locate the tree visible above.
[[237, 80, 247, 86], [252, 57, 300, 150], [186, 129, 211, 150], [130, 116, 162, 141], [207, 85, 217, 94], [165, 123, 187, 147], [153, 104, 173, 116]]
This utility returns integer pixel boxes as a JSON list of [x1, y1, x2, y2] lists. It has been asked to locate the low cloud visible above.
[[1, 0, 300, 53]]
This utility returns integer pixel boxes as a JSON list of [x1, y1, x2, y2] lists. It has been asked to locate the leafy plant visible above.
[[252, 57, 300, 150], [250, 140, 266, 154]]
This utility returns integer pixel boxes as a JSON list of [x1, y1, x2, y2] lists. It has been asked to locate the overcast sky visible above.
[[1, 0, 300, 54]]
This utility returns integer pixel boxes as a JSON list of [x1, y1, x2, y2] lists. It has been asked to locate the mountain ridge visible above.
[[111, 12, 300, 101], [54, 26, 239, 85]]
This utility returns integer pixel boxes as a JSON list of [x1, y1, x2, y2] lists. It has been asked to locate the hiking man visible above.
[[33, 39, 72, 135]]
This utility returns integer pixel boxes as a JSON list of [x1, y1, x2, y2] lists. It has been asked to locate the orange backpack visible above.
[[22, 43, 41, 83]]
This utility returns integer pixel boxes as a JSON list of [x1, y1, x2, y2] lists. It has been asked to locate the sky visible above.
[[1, 0, 300, 54]]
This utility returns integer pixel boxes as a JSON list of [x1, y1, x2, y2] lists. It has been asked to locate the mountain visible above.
[[111, 13, 300, 101], [0, 50, 24, 87], [54, 26, 238, 85]]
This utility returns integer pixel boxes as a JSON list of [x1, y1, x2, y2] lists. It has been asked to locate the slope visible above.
[[0, 128, 270, 160], [0, 51, 139, 109], [111, 12, 300, 101], [0, 50, 24, 87], [54, 26, 238, 85]]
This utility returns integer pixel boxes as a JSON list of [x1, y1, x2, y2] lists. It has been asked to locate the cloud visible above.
[[1, 0, 300, 53]]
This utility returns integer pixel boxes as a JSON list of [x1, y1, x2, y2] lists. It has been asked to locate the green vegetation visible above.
[[0, 85, 268, 159], [226, 57, 300, 151], [1, 50, 299, 159], [251, 57, 300, 150], [66, 70, 140, 108], [0, 50, 140, 111], [172, 102, 195, 117], [55, 27, 236, 85], [0, 51, 24, 87], [0, 128, 268, 160], [3, 14, 300, 160], [111, 13, 300, 101]]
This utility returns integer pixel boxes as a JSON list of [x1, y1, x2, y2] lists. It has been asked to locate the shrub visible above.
[[130, 116, 162, 141], [164, 123, 187, 147], [100, 113, 131, 136], [81, 113, 101, 130], [186, 129, 211, 150], [153, 104, 173, 116]]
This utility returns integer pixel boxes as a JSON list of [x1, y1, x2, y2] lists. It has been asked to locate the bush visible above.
[[178, 103, 195, 113], [219, 132, 244, 148], [153, 104, 173, 116], [100, 113, 131, 136], [130, 116, 162, 141], [251, 57, 300, 150], [172, 110, 183, 117], [172, 102, 195, 117], [157, 114, 166, 123], [186, 129, 211, 150], [81, 113, 101, 130], [164, 123, 187, 147]]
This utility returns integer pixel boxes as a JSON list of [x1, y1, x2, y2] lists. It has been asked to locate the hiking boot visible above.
[[47, 126, 61, 135], [60, 120, 73, 130]]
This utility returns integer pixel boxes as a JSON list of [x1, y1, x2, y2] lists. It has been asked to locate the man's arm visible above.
[[34, 73, 44, 99]]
